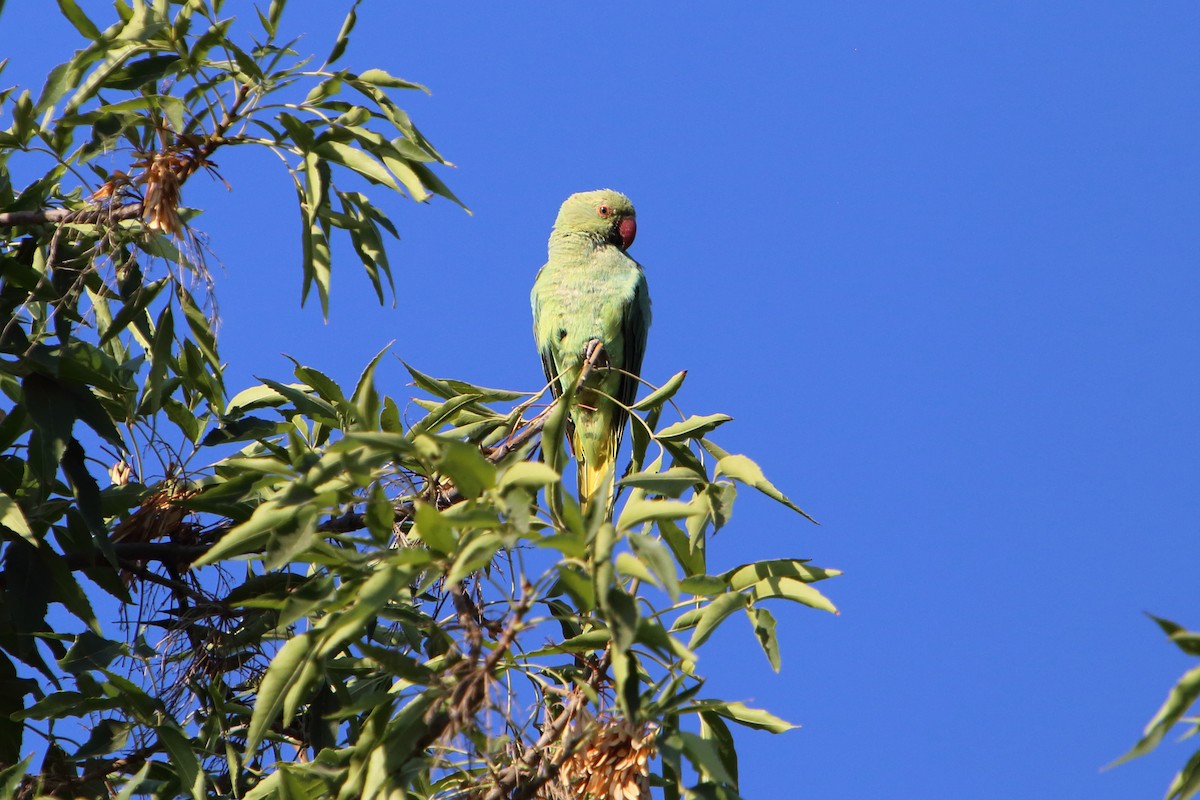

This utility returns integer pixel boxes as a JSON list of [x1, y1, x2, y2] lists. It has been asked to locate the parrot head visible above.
[[553, 189, 637, 251]]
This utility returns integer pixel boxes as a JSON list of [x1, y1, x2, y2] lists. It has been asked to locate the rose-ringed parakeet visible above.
[[531, 189, 651, 516]]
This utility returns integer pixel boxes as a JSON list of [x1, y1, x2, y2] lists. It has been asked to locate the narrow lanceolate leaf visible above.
[[57, 0, 103, 39], [668, 731, 734, 786], [1165, 748, 1200, 800], [1111, 664, 1200, 767], [698, 712, 739, 788], [192, 499, 294, 565], [686, 699, 799, 733], [715, 453, 817, 523], [748, 575, 839, 615], [684, 592, 748, 650], [352, 344, 390, 427], [411, 501, 455, 555], [498, 461, 560, 490], [619, 466, 706, 498], [447, 532, 502, 584], [748, 606, 781, 672], [226, 384, 289, 415], [0, 493, 35, 546], [1149, 615, 1200, 657], [156, 723, 204, 799], [616, 496, 705, 532], [633, 370, 687, 411], [629, 532, 681, 601], [314, 140, 400, 191], [354, 68, 428, 91], [723, 559, 841, 589], [245, 632, 317, 755], [656, 414, 733, 442], [325, 0, 360, 66]]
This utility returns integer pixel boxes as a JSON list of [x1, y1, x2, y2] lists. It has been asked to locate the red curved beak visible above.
[[618, 216, 637, 250]]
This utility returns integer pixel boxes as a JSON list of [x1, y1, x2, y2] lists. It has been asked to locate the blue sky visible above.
[[4, 2, 1200, 797]]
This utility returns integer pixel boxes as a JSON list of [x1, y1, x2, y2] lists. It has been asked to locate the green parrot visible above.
[[531, 189, 652, 516]]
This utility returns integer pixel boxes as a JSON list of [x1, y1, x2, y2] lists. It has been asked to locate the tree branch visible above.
[[0, 203, 144, 228]]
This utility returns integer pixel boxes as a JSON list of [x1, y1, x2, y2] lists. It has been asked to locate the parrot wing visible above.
[[612, 278, 650, 454]]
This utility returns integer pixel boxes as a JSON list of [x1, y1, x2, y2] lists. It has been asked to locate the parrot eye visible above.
[[597, 205, 612, 217]]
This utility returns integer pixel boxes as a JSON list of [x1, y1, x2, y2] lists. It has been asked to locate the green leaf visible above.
[[179, 288, 219, 372], [661, 519, 705, 578], [192, 498, 294, 565], [616, 496, 705, 532], [699, 711, 739, 789], [58, 631, 123, 674], [0, 655, 25, 768], [723, 559, 841, 589], [633, 369, 687, 410], [245, 632, 317, 754], [656, 413, 732, 442], [157, 723, 205, 799], [615, 551, 656, 585], [1150, 615, 1200, 658], [687, 699, 799, 733], [498, 461, 560, 490], [56, 0, 103, 39], [715, 453, 817, 522], [103, 54, 182, 90], [611, 646, 640, 719], [354, 68, 427, 91], [227, 384, 289, 415], [0, 492, 34, 545], [1166, 749, 1200, 800], [667, 731, 735, 786], [431, 437, 496, 500], [684, 592, 747, 649], [411, 500, 454, 555], [259, 378, 339, 422], [325, 0, 360, 66], [314, 139, 400, 191], [404, 363, 529, 403], [364, 482, 394, 545], [619, 466, 705, 498], [98, 278, 168, 346], [74, 718, 132, 759], [22, 373, 73, 488], [629, 532, 680, 601], [747, 606, 781, 672], [113, 761, 153, 800], [446, 532, 501, 584], [352, 344, 389, 427], [1113, 664, 1200, 767], [748, 575, 838, 615], [278, 111, 316, 151]]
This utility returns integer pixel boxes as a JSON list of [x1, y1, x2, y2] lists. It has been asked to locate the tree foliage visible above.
[[1116, 617, 1200, 800], [0, 2, 837, 798]]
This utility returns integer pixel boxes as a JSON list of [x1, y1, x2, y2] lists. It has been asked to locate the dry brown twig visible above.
[[0, 83, 251, 231]]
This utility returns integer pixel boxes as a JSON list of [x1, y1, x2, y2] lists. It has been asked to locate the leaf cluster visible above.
[[1115, 616, 1200, 800]]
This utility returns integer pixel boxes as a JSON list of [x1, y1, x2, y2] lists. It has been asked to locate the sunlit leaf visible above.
[[714, 453, 817, 523], [656, 414, 732, 442], [683, 592, 747, 649], [245, 632, 317, 754]]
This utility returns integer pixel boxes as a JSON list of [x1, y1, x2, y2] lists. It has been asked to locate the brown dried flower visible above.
[[557, 718, 658, 800], [140, 151, 184, 235]]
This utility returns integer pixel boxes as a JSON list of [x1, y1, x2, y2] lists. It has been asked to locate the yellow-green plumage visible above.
[[531, 189, 651, 516]]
